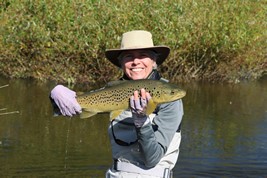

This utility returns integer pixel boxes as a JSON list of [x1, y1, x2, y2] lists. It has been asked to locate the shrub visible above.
[[0, 0, 266, 84]]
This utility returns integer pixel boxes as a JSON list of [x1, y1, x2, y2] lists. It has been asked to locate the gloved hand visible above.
[[130, 88, 152, 128], [50, 85, 82, 117]]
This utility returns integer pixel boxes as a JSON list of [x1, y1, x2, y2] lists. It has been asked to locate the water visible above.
[[0, 77, 266, 177], [175, 79, 267, 177]]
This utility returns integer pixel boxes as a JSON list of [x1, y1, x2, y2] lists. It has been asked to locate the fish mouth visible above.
[[177, 91, 186, 98]]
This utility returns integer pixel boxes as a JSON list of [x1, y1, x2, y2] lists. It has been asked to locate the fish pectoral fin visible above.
[[110, 110, 124, 121], [79, 111, 97, 119], [146, 99, 157, 115]]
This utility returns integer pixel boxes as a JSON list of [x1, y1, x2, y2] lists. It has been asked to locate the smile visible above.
[[131, 68, 144, 72]]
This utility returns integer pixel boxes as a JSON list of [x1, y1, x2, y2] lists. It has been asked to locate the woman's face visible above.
[[120, 50, 156, 80]]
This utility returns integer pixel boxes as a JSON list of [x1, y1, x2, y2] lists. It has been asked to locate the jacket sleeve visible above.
[[136, 99, 184, 167]]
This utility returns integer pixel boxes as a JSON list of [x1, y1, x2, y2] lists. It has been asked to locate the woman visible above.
[[50, 30, 184, 178]]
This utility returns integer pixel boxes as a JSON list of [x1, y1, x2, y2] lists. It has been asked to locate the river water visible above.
[[0, 76, 266, 178]]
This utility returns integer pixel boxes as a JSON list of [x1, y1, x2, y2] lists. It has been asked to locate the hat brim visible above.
[[105, 46, 170, 67]]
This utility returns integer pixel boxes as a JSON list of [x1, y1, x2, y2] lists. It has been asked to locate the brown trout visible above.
[[76, 79, 186, 120]]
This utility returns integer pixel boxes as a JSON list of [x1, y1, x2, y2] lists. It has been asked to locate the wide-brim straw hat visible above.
[[105, 30, 170, 67]]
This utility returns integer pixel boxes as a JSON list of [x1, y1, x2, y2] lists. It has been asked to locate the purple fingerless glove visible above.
[[50, 85, 81, 117], [130, 95, 151, 128]]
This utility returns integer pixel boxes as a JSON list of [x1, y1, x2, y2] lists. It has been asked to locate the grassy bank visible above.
[[0, 0, 266, 84]]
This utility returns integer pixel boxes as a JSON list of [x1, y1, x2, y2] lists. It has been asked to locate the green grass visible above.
[[0, 0, 266, 84]]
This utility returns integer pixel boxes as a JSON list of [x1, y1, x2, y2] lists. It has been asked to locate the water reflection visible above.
[[0, 78, 111, 177], [176, 79, 267, 177], [0, 77, 266, 177]]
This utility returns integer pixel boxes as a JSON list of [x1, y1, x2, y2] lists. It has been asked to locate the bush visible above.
[[0, 0, 266, 84]]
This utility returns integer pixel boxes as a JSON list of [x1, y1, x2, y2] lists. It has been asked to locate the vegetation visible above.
[[0, 0, 266, 85]]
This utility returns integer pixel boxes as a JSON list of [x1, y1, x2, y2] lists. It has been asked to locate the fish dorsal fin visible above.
[[76, 91, 85, 96], [146, 98, 157, 115], [110, 110, 124, 121], [106, 80, 127, 87]]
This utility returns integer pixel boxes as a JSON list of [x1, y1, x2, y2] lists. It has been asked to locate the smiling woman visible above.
[[50, 30, 185, 178], [119, 50, 157, 80]]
